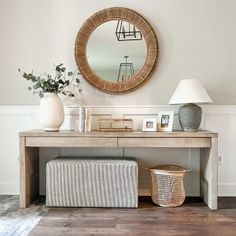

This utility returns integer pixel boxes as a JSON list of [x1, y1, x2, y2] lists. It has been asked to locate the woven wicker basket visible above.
[[147, 165, 191, 207]]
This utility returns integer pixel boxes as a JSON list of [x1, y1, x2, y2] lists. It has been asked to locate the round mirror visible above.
[[75, 7, 158, 94]]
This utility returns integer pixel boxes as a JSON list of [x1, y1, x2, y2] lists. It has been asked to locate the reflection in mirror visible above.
[[116, 20, 143, 41], [87, 20, 147, 82]]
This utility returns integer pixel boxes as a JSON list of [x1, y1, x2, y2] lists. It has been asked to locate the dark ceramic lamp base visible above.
[[179, 103, 202, 132]]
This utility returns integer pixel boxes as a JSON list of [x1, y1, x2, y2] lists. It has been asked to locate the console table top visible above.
[[19, 130, 217, 138]]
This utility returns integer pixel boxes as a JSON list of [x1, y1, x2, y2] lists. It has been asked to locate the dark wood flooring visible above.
[[0, 196, 236, 236]]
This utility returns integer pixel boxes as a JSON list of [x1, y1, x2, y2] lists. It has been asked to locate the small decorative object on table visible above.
[[77, 107, 92, 132], [142, 118, 157, 132], [169, 79, 212, 131], [96, 119, 133, 132], [157, 111, 174, 131], [18, 64, 82, 131]]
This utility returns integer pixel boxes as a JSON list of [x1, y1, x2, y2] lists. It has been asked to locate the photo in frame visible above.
[[157, 111, 174, 131], [142, 118, 157, 132]]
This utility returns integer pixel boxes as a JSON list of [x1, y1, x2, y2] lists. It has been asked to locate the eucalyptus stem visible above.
[[19, 64, 82, 97]]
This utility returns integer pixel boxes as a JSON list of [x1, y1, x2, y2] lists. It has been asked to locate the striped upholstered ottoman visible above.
[[46, 157, 138, 208]]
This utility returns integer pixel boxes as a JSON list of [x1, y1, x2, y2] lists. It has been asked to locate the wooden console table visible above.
[[19, 130, 218, 209]]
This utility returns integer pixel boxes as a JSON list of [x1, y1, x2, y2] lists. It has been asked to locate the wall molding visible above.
[[0, 106, 38, 115], [0, 182, 19, 195], [218, 183, 236, 196], [1, 104, 236, 115], [0, 105, 235, 196], [67, 104, 236, 116]]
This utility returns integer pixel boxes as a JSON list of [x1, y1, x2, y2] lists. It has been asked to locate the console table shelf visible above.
[[19, 130, 218, 209]]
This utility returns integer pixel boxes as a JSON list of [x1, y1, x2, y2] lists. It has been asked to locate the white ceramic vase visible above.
[[39, 93, 64, 131]]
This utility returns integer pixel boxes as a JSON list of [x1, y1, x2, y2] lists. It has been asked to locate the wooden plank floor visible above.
[[0, 196, 47, 236], [0, 196, 236, 236]]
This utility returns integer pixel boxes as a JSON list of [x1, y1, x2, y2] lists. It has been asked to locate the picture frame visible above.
[[157, 111, 174, 132], [142, 118, 157, 132]]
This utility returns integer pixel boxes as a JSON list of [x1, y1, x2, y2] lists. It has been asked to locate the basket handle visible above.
[[143, 167, 192, 173]]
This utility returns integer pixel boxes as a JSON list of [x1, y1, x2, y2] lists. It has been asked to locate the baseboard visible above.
[[0, 182, 19, 195]]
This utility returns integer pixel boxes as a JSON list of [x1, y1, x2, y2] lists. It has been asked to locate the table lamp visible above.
[[169, 79, 212, 131]]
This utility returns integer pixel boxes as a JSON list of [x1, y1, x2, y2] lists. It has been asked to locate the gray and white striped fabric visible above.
[[46, 157, 138, 208]]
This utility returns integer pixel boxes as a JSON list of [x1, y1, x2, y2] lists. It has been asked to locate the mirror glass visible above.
[[87, 20, 147, 82]]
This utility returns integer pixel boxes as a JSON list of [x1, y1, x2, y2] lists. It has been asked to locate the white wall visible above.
[[0, 0, 236, 105], [0, 1, 236, 196], [0, 105, 235, 197]]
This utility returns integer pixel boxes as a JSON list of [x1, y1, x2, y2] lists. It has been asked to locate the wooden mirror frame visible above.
[[75, 7, 158, 94]]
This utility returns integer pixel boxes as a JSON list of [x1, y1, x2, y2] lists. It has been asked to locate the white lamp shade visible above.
[[169, 79, 212, 104]]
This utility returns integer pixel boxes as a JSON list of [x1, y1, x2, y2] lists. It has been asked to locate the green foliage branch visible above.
[[18, 63, 81, 97]]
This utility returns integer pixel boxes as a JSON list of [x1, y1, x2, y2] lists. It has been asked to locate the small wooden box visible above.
[[96, 119, 133, 132]]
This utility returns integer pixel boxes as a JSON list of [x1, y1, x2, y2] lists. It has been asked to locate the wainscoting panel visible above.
[[0, 105, 235, 196]]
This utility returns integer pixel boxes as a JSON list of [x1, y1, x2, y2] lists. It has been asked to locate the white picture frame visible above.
[[157, 111, 174, 132], [142, 118, 157, 132]]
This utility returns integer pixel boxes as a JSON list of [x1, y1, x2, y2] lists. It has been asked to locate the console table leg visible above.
[[20, 137, 39, 208], [200, 137, 218, 210]]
